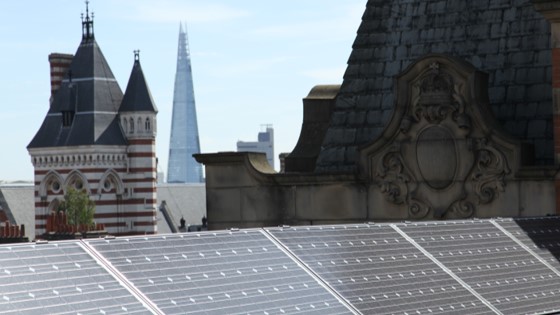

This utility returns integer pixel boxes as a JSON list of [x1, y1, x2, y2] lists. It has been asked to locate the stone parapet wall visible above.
[[197, 152, 556, 229]]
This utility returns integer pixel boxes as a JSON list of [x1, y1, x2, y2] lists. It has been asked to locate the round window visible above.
[[51, 181, 61, 192]]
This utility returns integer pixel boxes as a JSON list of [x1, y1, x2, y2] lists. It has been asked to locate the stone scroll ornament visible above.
[[375, 60, 511, 219]]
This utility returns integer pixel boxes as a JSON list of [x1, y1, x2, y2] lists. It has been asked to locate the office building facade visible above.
[[237, 125, 275, 168]]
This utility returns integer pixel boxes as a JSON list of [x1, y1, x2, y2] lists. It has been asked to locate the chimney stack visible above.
[[48, 53, 73, 101]]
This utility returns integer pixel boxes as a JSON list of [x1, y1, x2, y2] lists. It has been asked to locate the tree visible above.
[[58, 187, 95, 228]]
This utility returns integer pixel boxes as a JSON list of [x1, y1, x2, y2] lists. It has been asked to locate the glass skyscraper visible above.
[[167, 24, 203, 183]]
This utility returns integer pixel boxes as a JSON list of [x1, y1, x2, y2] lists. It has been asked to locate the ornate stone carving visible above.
[[378, 151, 410, 205], [411, 62, 458, 124], [471, 139, 510, 204], [377, 151, 431, 219], [362, 55, 520, 219]]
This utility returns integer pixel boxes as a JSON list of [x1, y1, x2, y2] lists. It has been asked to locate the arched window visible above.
[[122, 118, 128, 133], [129, 118, 134, 133], [145, 118, 151, 131], [138, 118, 143, 132]]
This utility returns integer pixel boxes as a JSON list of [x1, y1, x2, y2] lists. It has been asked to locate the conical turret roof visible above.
[[120, 52, 158, 113]]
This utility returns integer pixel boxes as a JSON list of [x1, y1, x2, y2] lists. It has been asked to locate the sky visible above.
[[0, 0, 365, 182]]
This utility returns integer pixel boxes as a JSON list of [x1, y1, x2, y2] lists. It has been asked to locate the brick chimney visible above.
[[48, 53, 73, 101]]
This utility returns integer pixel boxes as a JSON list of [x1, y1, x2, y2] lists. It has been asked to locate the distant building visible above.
[[167, 24, 203, 183], [237, 125, 275, 168], [27, 5, 158, 237]]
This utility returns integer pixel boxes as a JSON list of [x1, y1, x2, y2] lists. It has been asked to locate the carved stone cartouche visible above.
[[362, 55, 519, 219]]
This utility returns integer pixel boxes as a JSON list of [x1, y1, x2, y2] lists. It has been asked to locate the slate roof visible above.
[[156, 184, 206, 234], [120, 57, 158, 113], [0, 186, 35, 239], [0, 217, 559, 314], [28, 36, 126, 148], [315, 0, 552, 172]]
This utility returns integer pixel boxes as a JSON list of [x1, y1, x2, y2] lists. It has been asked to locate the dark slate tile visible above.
[[395, 45, 409, 60], [503, 7, 518, 21], [485, 54, 506, 69], [504, 120, 527, 138], [383, 61, 402, 76], [344, 146, 358, 164], [477, 39, 500, 54], [401, 29, 420, 44], [527, 119, 548, 138], [536, 101, 552, 118], [527, 84, 552, 102], [506, 85, 527, 102], [348, 111, 366, 126], [488, 86, 506, 104], [535, 50, 552, 66], [467, 24, 490, 40]]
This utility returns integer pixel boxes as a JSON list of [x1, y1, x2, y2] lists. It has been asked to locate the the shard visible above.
[[167, 24, 203, 183]]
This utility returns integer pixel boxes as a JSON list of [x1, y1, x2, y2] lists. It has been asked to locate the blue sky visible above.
[[0, 0, 364, 181]]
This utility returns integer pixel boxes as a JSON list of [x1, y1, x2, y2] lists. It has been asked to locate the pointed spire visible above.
[[82, 0, 94, 40], [177, 22, 191, 62], [120, 50, 158, 113]]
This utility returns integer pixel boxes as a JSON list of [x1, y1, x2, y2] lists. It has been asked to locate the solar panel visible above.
[[495, 217, 560, 273], [267, 224, 495, 315], [0, 241, 152, 315], [86, 230, 354, 315], [399, 220, 560, 315]]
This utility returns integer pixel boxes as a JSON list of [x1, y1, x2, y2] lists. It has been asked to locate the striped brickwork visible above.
[[29, 138, 158, 237], [48, 53, 73, 99]]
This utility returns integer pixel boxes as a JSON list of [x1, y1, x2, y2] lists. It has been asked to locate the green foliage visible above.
[[58, 187, 95, 227]]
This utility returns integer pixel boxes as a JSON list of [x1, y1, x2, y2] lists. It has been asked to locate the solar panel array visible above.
[[0, 242, 152, 315], [496, 217, 560, 273], [86, 231, 354, 315], [0, 217, 559, 314], [399, 220, 560, 315], [267, 224, 495, 315]]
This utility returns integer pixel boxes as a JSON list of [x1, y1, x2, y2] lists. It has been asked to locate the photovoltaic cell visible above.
[[0, 241, 152, 315], [399, 220, 560, 315], [86, 230, 354, 315], [267, 224, 494, 315]]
